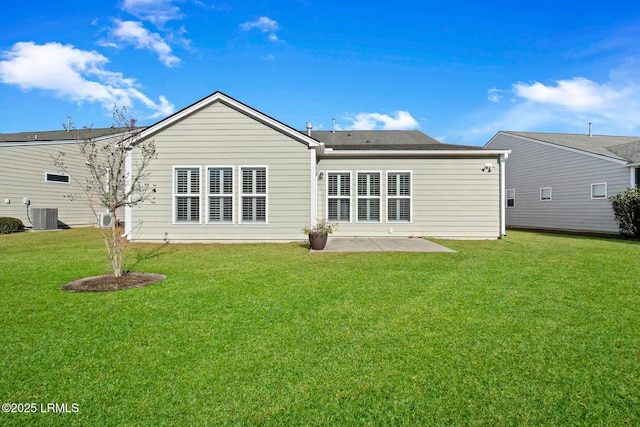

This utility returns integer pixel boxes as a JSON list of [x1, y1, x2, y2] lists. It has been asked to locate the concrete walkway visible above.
[[312, 237, 454, 253]]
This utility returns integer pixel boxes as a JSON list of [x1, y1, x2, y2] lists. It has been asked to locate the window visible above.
[[45, 173, 70, 184], [387, 172, 411, 222], [591, 183, 607, 199], [207, 167, 233, 223], [241, 167, 267, 223], [506, 189, 515, 208], [540, 187, 552, 201], [635, 168, 640, 186], [327, 172, 351, 221], [357, 172, 381, 222], [174, 167, 201, 222]]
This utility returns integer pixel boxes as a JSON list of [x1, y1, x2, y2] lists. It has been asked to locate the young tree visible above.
[[53, 106, 157, 277], [609, 185, 640, 238]]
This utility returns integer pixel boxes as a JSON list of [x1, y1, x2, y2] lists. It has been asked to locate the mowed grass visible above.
[[0, 228, 638, 426]]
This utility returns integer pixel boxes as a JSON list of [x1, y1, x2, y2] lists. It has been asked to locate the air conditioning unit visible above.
[[96, 212, 114, 228], [31, 208, 58, 230]]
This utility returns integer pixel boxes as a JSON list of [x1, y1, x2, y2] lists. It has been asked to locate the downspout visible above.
[[124, 149, 133, 239], [310, 146, 318, 226], [499, 153, 509, 238]]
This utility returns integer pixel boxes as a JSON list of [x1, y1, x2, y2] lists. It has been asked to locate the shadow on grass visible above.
[[125, 241, 177, 273]]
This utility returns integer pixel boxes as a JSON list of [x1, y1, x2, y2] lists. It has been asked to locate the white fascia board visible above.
[[0, 131, 132, 147], [137, 92, 320, 148], [318, 149, 511, 158], [493, 131, 629, 165]]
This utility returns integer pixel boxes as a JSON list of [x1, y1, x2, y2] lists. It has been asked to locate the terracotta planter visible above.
[[308, 233, 328, 250]]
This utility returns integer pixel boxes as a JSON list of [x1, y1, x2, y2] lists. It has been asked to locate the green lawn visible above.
[[1, 228, 638, 426]]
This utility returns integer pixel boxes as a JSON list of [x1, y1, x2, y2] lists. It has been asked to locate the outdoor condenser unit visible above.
[[96, 212, 114, 228], [31, 208, 58, 230]]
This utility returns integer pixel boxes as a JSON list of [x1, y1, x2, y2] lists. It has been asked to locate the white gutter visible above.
[[0, 131, 132, 147], [318, 149, 511, 158], [499, 152, 509, 238], [310, 147, 317, 225]]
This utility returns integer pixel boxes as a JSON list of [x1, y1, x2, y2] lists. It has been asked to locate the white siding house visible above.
[[485, 131, 640, 234], [1, 91, 511, 241], [126, 92, 510, 242], [0, 129, 127, 228]]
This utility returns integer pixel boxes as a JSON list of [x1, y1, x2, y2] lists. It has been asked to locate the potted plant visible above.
[[302, 218, 337, 250]]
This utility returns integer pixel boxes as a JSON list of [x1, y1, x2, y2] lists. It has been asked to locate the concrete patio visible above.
[[311, 237, 454, 253]]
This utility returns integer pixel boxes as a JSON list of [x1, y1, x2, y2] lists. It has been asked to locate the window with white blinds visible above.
[[174, 167, 201, 222], [387, 172, 411, 222], [208, 167, 233, 223], [357, 172, 380, 222], [327, 172, 351, 222], [241, 167, 267, 223]]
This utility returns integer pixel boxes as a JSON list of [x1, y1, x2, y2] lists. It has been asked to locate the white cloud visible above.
[[344, 111, 419, 130], [120, 0, 183, 27], [240, 16, 281, 42], [487, 88, 503, 103], [109, 20, 181, 67], [0, 41, 175, 119], [240, 17, 279, 32], [512, 77, 628, 112], [448, 59, 640, 145]]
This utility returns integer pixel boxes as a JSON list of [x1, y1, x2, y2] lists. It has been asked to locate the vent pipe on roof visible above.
[[306, 122, 313, 136], [67, 116, 71, 132], [332, 118, 336, 133], [589, 122, 592, 137]]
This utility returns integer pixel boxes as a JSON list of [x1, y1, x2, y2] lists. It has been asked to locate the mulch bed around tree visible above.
[[61, 272, 166, 292]]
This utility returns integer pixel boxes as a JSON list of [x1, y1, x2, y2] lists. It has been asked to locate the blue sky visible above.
[[1, 0, 639, 145]]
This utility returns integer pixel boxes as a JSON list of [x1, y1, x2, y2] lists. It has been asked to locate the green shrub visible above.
[[0, 217, 25, 234], [610, 185, 640, 237]]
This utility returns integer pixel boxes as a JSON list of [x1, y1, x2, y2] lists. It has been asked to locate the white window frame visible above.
[[506, 188, 515, 208], [591, 182, 607, 199], [206, 166, 234, 224], [386, 171, 412, 223], [45, 172, 70, 184], [326, 171, 352, 223], [173, 166, 202, 224], [356, 171, 382, 223], [240, 166, 268, 224], [540, 187, 552, 201]]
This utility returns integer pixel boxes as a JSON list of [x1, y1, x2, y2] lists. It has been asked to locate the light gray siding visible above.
[[316, 156, 502, 239], [0, 142, 97, 227], [128, 101, 313, 242], [487, 133, 630, 233]]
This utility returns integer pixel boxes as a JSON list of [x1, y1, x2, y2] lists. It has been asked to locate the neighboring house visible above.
[[124, 92, 510, 242], [0, 128, 127, 228], [485, 131, 640, 234]]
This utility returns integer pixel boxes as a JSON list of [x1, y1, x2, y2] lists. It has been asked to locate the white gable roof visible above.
[[136, 91, 320, 148]]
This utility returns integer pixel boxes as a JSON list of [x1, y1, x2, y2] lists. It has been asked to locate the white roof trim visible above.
[[318, 149, 510, 158], [0, 131, 132, 147], [487, 131, 630, 165], [136, 91, 320, 148]]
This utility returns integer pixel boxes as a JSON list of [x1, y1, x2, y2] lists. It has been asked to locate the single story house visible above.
[[124, 92, 509, 242], [485, 131, 640, 234], [0, 128, 126, 228], [1, 91, 511, 241]]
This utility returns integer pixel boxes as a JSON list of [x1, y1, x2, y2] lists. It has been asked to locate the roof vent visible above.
[[589, 122, 592, 137], [306, 122, 313, 136]]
